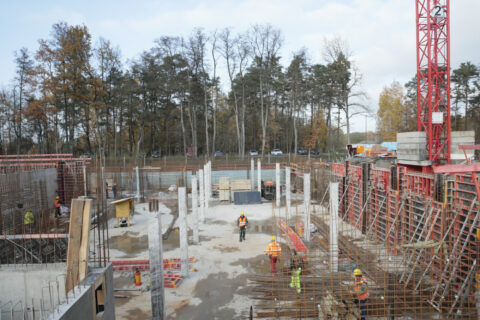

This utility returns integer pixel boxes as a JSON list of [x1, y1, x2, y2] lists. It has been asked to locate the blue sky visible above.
[[1, 0, 479, 132]]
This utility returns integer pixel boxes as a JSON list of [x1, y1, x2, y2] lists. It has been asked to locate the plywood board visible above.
[[79, 199, 92, 282], [66, 199, 85, 293], [230, 179, 251, 190], [219, 177, 229, 190]]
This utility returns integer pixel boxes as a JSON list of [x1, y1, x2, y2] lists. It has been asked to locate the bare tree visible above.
[[323, 37, 368, 145], [249, 24, 282, 155]]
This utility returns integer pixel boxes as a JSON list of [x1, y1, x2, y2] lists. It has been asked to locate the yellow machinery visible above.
[[111, 198, 134, 227]]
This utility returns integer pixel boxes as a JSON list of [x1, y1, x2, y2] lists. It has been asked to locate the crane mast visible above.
[[416, 0, 451, 164]]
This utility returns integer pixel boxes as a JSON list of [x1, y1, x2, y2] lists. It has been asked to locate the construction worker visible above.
[[352, 268, 369, 320], [290, 267, 301, 293], [237, 211, 248, 242], [112, 183, 117, 199], [24, 208, 34, 233], [54, 196, 62, 217], [265, 236, 282, 276]]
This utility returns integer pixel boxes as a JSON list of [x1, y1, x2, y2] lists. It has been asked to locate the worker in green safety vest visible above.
[[290, 267, 301, 293], [24, 208, 34, 233]]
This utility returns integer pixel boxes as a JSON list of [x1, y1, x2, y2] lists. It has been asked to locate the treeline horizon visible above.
[[0, 21, 478, 158]]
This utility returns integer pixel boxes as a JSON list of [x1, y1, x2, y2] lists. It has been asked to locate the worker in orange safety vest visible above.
[[237, 211, 248, 242], [265, 236, 282, 276], [54, 196, 62, 217], [352, 268, 369, 320]]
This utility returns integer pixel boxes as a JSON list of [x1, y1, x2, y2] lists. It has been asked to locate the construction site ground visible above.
[[111, 191, 289, 319]]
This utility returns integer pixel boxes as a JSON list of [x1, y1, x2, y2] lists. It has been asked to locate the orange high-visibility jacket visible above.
[[54, 199, 61, 208], [354, 276, 369, 300], [265, 241, 282, 257], [238, 216, 248, 227]]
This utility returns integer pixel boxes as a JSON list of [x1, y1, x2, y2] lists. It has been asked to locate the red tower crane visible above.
[[416, 0, 451, 164]]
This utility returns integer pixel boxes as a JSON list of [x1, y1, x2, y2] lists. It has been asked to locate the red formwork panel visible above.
[[403, 171, 436, 199], [450, 173, 480, 296], [345, 165, 363, 228], [332, 163, 346, 177]]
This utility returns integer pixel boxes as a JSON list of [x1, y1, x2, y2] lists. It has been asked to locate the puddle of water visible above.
[[109, 232, 148, 254], [175, 272, 244, 320]]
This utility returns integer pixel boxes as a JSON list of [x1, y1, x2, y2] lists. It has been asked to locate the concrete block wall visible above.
[[451, 131, 475, 160], [397, 132, 427, 161]]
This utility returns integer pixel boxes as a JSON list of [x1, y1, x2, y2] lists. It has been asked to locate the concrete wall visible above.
[[0, 263, 115, 320], [90, 168, 283, 191], [0, 168, 58, 220], [56, 264, 115, 320], [0, 263, 66, 319]]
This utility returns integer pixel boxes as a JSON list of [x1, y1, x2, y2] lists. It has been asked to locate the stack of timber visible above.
[[65, 198, 92, 293], [230, 179, 251, 199], [219, 177, 230, 201]]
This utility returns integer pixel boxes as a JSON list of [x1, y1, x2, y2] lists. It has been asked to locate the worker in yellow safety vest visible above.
[[265, 236, 282, 276], [352, 268, 369, 320], [237, 211, 249, 242], [24, 208, 34, 233]]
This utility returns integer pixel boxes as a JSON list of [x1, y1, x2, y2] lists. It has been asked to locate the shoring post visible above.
[[286, 167, 291, 221], [178, 187, 189, 277], [251, 158, 255, 191], [83, 165, 87, 196], [329, 182, 339, 272], [135, 166, 141, 200], [275, 163, 280, 208], [148, 213, 165, 320], [304, 173, 311, 242], [192, 175, 199, 244], [199, 169, 205, 222], [257, 159, 261, 193]]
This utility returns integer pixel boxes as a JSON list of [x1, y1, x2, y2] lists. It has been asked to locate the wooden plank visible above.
[[79, 199, 92, 282], [66, 199, 85, 293]]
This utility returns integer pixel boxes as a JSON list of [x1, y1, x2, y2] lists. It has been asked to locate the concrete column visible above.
[[101, 166, 105, 200], [204, 164, 209, 209], [199, 169, 205, 223], [286, 167, 291, 220], [257, 159, 261, 193], [148, 214, 165, 320], [275, 163, 281, 207], [83, 165, 87, 196], [192, 176, 199, 244], [136, 166, 141, 200], [304, 173, 311, 242], [178, 187, 188, 277], [251, 158, 255, 191], [208, 161, 212, 202], [329, 182, 339, 272]]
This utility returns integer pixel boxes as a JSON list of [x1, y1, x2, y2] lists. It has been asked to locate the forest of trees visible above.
[[377, 62, 480, 142], [0, 22, 372, 158], [1, 22, 478, 159]]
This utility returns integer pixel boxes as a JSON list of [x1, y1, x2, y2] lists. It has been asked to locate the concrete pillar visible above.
[[192, 176, 199, 244], [101, 166, 105, 200], [251, 158, 255, 191], [275, 163, 280, 207], [304, 173, 311, 242], [178, 187, 188, 277], [148, 213, 165, 320], [83, 165, 87, 196], [257, 159, 261, 193], [136, 166, 141, 200], [286, 167, 291, 220], [199, 169, 205, 223], [204, 164, 209, 209], [208, 161, 212, 202], [329, 182, 339, 272]]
